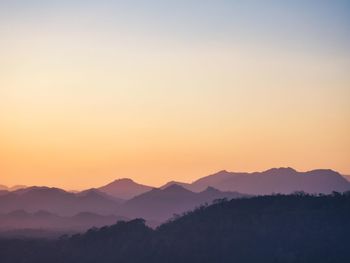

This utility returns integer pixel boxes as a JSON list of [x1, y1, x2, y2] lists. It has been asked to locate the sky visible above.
[[1, 0, 349, 189]]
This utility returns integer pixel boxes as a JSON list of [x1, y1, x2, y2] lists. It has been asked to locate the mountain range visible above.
[[120, 185, 246, 221], [96, 167, 350, 198], [1, 193, 349, 263], [0, 210, 127, 234], [0, 167, 349, 234], [185, 168, 350, 194], [0, 184, 245, 224], [0, 185, 26, 191], [0, 187, 122, 216]]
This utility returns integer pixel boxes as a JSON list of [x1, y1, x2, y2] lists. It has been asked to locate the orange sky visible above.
[[1, 1, 349, 189]]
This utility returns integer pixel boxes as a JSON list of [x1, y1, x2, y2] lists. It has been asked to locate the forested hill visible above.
[[1, 193, 350, 263]]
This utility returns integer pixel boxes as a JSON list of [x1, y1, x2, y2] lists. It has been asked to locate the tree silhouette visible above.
[[0, 193, 349, 263]]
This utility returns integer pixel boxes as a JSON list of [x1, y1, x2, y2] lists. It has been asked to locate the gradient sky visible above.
[[1, 0, 350, 189]]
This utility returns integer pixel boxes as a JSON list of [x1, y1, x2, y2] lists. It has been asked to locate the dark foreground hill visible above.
[[0, 193, 349, 263], [121, 185, 246, 221]]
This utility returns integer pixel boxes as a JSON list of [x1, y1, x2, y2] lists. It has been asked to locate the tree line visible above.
[[0, 192, 349, 263]]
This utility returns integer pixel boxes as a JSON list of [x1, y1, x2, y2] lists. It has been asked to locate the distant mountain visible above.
[[344, 175, 350, 182], [77, 188, 123, 203], [2, 168, 348, 222], [0, 187, 121, 216], [2, 193, 349, 263], [0, 185, 27, 191], [10, 185, 27, 191], [160, 181, 192, 190], [0, 210, 127, 233], [98, 178, 152, 199], [188, 168, 350, 194], [121, 184, 246, 221]]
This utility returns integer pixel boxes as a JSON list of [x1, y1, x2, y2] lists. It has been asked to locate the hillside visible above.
[[0, 193, 349, 263], [98, 179, 153, 199], [185, 168, 350, 194], [0, 187, 121, 216], [121, 185, 246, 221], [0, 210, 128, 236]]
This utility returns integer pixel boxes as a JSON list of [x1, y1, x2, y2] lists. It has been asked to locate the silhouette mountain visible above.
[[10, 185, 27, 191], [121, 184, 246, 221], [191, 169, 233, 190], [98, 178, 152, 199], [0, 185, 27, 191], [0, 210, 128, 235], [160, 181, 192, 190], [0, 187, 121, 216], [1, 168, 349, 226], [344, 175, 350, 182], [188, 167, 350, 194], [1, 193, 349, 263], [77, 188, 123, 203]]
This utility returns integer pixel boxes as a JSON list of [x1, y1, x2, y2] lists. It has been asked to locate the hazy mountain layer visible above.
[[161, 168, 350, 194], [0, 210, 127, 234], [0, 187, 121, 216], [121, 185, 246, 221], [98, 178, 152, 199], [0, 193, 349, 263]]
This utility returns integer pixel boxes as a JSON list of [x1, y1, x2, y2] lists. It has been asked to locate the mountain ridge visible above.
[[168, 167, 350, 194], [2, 193, 349, 262], [0, 187, 121, 216], [121, 184, 247, 221], [98, 178, 152, 199]]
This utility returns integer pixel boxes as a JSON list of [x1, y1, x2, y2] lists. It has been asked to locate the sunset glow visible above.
[[1, 0, 349, 189]]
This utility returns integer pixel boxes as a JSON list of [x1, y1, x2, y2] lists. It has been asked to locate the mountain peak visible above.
[[216, 170, 231, 175], [306, 169, 339, 175], [14, 186, 68, 196], [99, 178, 152, 200], [163, 184, 189, 193], [160, 181, 190, 190], [112, 178, 135, 184], [163, 180, 180, 186], [263, 167, 297, 175]]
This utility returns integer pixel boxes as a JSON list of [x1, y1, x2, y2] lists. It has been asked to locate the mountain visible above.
[[0, 190, 9, 196], [160, 181, 192, 190], [1, 193, 349, 263], [0, 210, 128, 236], [98, 178, 152, 199], [189, 168, 350, 194], [121, 184, 246, 221], [0, 187, 121, 216], [9, 185, 27, 191], [76, 188, 123, 203], [2, 168, 348, 221], [344, 175, 350, 182], [0, 185, 27, 191], [190, 169, 237, 191]]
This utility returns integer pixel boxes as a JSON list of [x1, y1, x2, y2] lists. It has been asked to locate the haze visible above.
[[1, 0, 349, 189]]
